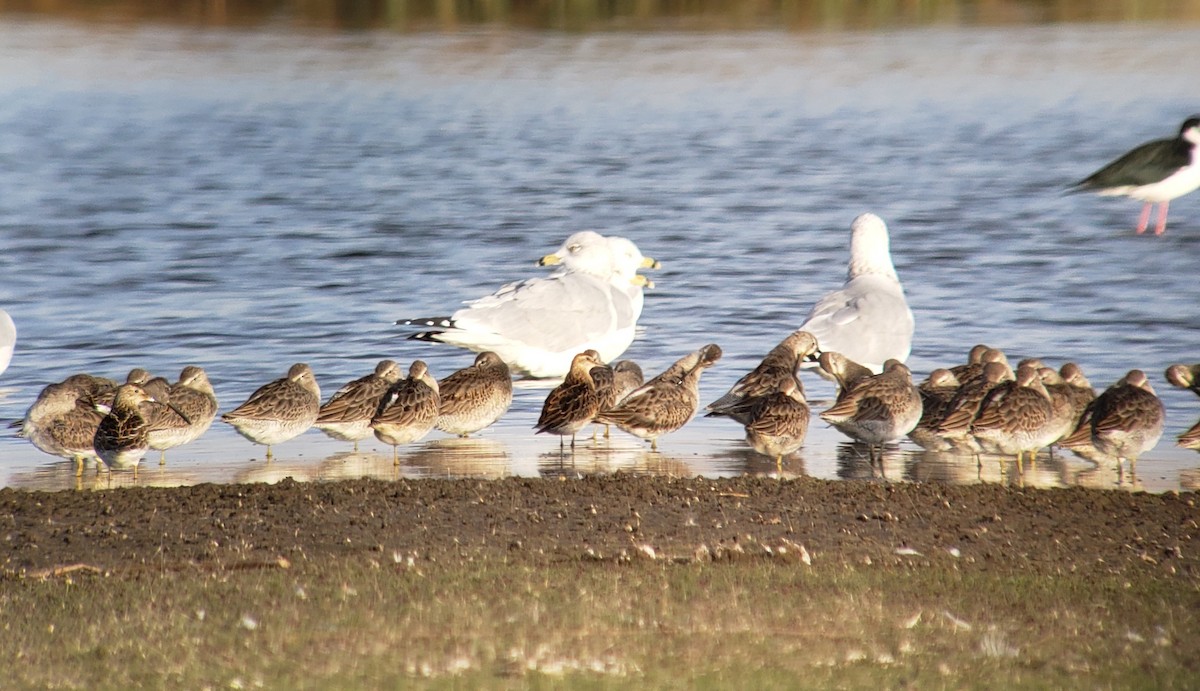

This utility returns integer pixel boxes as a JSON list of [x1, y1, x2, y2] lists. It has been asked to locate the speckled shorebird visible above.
[[706, 330, 817, 424], [741, 376, 810, 471], [1178, 419, 1200, 450], [371, 361, 440, 462], [937, 360, 1016, 451], [948, 344, 991, 380], [1059, 370, 1165, 467], [221, 363, 321, 458], [140, 375, 192, 463], [590, 359, 644, 438], [1034, 366, 1088, 449], [819, 359, 922, 461], [596, 344, 722, 451], [534, 349, 605, 450], [816, 351, 876, 402], [315, 360, 403, 449], [908, 368, 962, 451], [798, 214, 914, 375], [969, 364, 1057, 462], [95, 383, 189, 472], [435, 352, 513, 438], [1070, 116, 1200, 235], [1165, 363, 1200, 397], [14, 380, 105, 474]]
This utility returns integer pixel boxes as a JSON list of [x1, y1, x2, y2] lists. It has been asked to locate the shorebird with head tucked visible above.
[[969, 364, 1057, 462], [1178, 420, 1200, 451], [908, 368, 962, 451], [936, 360, 1015, 452], [819, 359, 922, 461], [146, 366, 219, 463], [221, 363, 321, 458], [1059, 370, 1165, 469], [371, 361, 440, 462], [435, 351, 513, 437], [706, 330, 816, 425], [590, 359, 644, 438], [315, 360, 403, 449], [1165, 363, 1200, 397], [535, 349, 606, 450], [597, 344, 722, 451], [741, 376, 810, 471], [14, 380, 105, 475], [1070, 116, 1200, 235], [798, 214, 914, 375]]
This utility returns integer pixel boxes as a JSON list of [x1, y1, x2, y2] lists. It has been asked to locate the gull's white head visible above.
[[605, 236, 659, 281], [846, 213, 899, 281], [541, 231, 611, 278]]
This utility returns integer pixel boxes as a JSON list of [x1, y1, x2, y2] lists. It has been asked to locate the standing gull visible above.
[[1070, 116, 1200, 235], [315, 360, 403, 449], [435, 351, 513, 437], [371, 361, 441, 462], [398, 231, 659, 379], [797, 214, 914, 374], [596, 344, 722, 451], [221, 363, 321, 458]]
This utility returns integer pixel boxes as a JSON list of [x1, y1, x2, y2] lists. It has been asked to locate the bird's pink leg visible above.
[[1154, 201, 1169, 236], [1135, 203, 1152, 234]]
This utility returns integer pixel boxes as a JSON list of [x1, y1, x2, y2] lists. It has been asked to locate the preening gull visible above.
[[399, 231, 659, 379], [797, 213, 914, 375]]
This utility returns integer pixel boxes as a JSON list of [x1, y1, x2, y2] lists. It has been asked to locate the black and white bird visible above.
[[1071, 116, 1200, 236]]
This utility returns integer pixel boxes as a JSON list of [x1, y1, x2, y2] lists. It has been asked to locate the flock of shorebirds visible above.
[[6, 116, 1200, 475]]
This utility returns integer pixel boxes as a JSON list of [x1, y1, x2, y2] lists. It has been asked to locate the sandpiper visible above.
[[371, 361, 440, 462], [435, 351, 513, 437], [1071, 116, 1200, 235], [908, 368, 962, 451], [969, 364, 1057, 462], [221, 363, 321, 458], [706, 330, 816, 424], [590, 359, 644, 438], [1165, 363, 1200, 397], [819, 359, 923, 461], [145, 366, 219, 462], [596, 344, 722, 451], [741, 376, 810, 471], [315, 360, 403, 448], [937, 360, 1016, 451], [816, 351, 876, 402], [95, 383, 189, 472], [15, 381, 104, 475], [534, 350, 605, 449], [1059, 370, 1165, 468]]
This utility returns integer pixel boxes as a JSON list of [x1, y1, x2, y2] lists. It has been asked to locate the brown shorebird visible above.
[[1165, 363, 1200, 397], [1059, 370, 1165, 468], [146, 366, 219, 463], [1178, 419, 1200, 450], [221, 363, 321, 458], [937, 360, 1015, 452], [14, 380, 105, 475], [706, 330, 817, 423], [435, 351, 513, 438], [371, 361, 440, 463], [596, 344, 723, 451], [741, 376, 810, 471], [535, 350, 606, 450], [816, 351, 876, 403], [969, 364, 1056, 462], [907, 368, 962, 451], [315, 360, 403, 449], [819, 359, 922, 461], [95, 383, 190, 472], [590, 359, 644, 438]]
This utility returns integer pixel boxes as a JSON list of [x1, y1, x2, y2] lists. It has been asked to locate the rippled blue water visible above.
[[1, 20, 1198, 492]]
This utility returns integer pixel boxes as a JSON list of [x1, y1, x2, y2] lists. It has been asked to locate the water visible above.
[[1, 19, 1198, 493]]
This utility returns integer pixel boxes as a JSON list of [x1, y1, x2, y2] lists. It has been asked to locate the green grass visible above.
[[3, 557, 1197, 689]]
